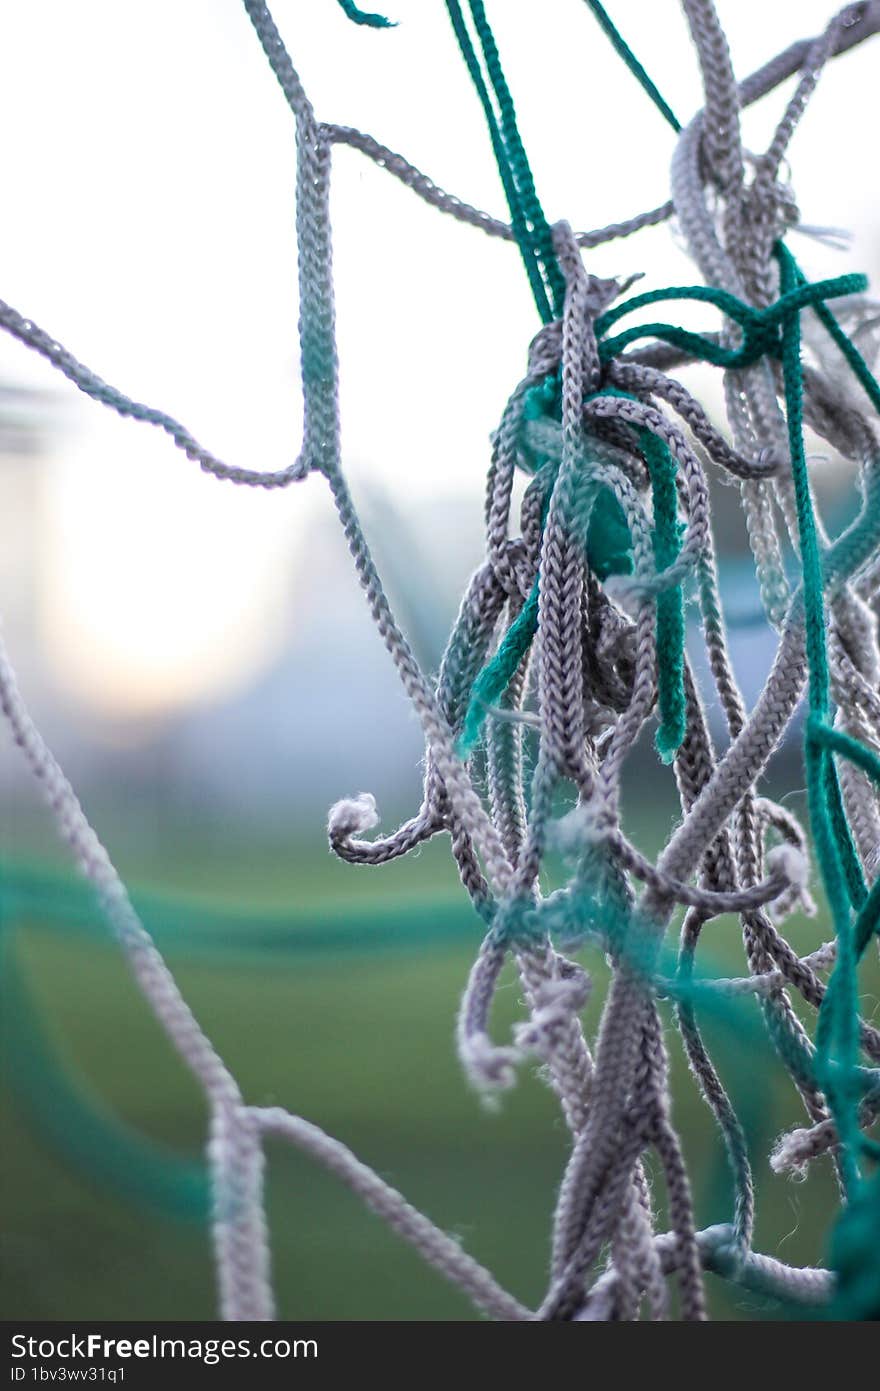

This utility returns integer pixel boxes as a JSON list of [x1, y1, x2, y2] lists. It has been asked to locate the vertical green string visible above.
[[640, 429, 686, 762], [336, 0, 395, 27], [444, 0, 561, 322], [824, 753, 868, 910], [456, 581, 540, 759], [581, 1, 682, 133], [467, 1, 566, 315], [776, 242, 861, 1191], [456, 412, 686, 763]]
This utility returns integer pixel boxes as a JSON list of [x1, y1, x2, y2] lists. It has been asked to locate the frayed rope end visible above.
[[328, 792, 379, 841]]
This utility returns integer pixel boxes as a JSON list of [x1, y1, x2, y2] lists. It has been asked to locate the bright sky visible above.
[[0, 1, 876, 716]]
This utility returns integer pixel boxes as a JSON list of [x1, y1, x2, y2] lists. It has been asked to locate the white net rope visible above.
[[3, 0, 880, 1321]]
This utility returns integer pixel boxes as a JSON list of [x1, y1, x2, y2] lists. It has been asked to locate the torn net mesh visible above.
[[3, 0, 880, 1321]]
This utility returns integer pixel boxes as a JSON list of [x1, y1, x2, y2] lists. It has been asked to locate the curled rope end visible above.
[[327, 792, 380, 843]]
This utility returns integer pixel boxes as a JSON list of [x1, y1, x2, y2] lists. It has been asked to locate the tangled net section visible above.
[[4, 0, 880, 1320]]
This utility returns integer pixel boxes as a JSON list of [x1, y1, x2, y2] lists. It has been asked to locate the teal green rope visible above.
[[457, 581, 539, 759], [0, 865, 480, 1229], [807, 718, 880, 958], [596, 275, 869, 334], [854, 875, 880, 960], [456, 488, 634, 758], [5, 856, 837, 1242], [459, 265, 876, 789], [452, 237, 880, 1199], [584, 385, 685, 760], [336, 0, 395, 26], [640, 429, 686, 762], [830, 1168, 880, 1319], [0, 862, 481, 959], [444, 0, 560, 321], [824, 751, 869, 911], [776, 242, 861, 1192], [595, 272, 868, 367], [0, 930, 210, 1221], [444, 0, 551, 319], [803, 278, 880, 418], [592, 245, 880, 1190], [458, 388, 686, 762], [811, 719, 880, 789], [581, 1, 682, 133], [593, 385, 686, 761], [467, 1, 566, 315]]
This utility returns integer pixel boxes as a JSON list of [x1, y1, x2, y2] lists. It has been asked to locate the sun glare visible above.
[[39, 440, 304, 720]]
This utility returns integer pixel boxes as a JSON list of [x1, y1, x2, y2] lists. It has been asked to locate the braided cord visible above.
[[468, 2, 566, 313], [581, 0, 682, 133], [595, 271, 869, 366], [776, 242, 866, 1193], [444, 1, 563, 320], [5, 0, 880, 1325], [641, 429, 686, 761]]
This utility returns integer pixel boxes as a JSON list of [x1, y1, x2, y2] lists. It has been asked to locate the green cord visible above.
[[456, 580, 540, 759], [807, 718, 880, 958], [776, 242, 861, 1192], [596, 274, 869, 334], [595, 272, 868, 367], [458, 388, 686, 763], [467, 1, 566, 316], [640, 429, 687, 762], [824, 751, 869, 911], [336, 0, 395, 27], [1, 932, 210, 1221], [458, 259, 880, 796], [345, 0, 681, 308], [582, 0, 682, 133], [801, 275, 880, 418], [455, 490, 634, 758], [445, 215, 880, 1193], [812, 719, 880, 789], [444, 0, 562, 322]]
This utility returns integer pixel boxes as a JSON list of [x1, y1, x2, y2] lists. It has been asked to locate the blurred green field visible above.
[[0, 818, 870, 1322]]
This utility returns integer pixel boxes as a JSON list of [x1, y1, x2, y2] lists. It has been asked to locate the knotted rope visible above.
[[2, 0, 880, 1322]]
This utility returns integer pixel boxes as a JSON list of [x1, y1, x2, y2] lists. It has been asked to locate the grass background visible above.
[[0, 803, 871, 1322]]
